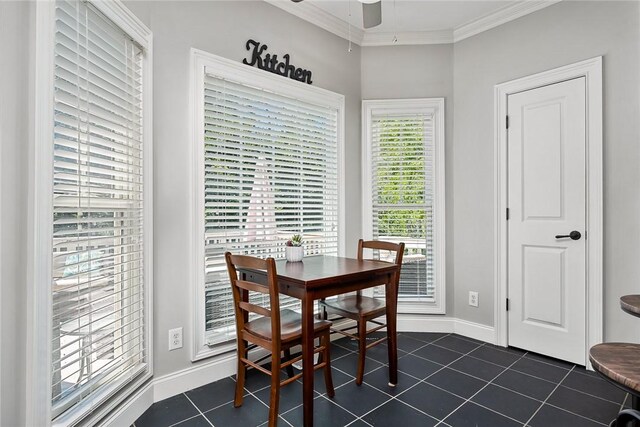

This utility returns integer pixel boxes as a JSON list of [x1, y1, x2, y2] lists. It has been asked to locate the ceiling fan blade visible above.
[[362, 1, 382, 29]]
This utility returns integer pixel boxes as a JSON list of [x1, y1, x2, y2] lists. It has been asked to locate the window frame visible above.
[[361, 98, 446, 314], [190, 49, 346, 361], [30, 1, 153, 426]]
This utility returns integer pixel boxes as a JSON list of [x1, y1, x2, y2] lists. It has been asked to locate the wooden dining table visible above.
[[239, 255, 401, 427]]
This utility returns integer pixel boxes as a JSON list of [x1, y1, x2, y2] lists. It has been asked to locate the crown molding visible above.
[[264, 0, 364, 45], [361, 30, 453, 47], [453, 0, 562, 42], [265, 0, 562, 47]]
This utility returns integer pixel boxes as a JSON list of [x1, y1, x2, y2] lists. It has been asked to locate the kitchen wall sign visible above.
[[242, 39, 313, 85]]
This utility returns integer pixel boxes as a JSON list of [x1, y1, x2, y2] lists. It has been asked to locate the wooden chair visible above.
[[319, 239, 404, 385], [225, 252, 335, 427]]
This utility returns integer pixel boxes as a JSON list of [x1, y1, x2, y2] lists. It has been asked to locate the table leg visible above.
[[385, 273, 398, 386], [302, 294, 314, 427]]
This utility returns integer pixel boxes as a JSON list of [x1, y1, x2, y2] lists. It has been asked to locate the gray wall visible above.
[[0, 2, 32, 425], [361, 44, 455, 315], [123, 0, 362, 378], [1, 1, 639, 424], [452, 0, 640, 340]]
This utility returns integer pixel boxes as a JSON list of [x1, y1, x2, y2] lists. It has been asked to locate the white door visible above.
[[507, 77, 586, 365]]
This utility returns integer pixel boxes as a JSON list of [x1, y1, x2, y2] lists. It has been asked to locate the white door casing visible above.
[[493, 56, 603, 368], [507, 78, 586, 364]]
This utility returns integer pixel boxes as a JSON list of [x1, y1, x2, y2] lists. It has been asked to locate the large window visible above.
[[33, 1, 152, 425], [191, 50, 345, 359], [362, 99, 445, 314]]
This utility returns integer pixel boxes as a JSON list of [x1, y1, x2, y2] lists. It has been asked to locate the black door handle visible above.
[[555, 231, 581, 240]]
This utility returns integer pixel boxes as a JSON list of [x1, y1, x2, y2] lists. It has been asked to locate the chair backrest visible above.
[[225, 252, 281, 348], [357, 239, 405, 297]]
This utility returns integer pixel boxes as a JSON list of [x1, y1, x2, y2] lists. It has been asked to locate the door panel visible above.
[[522, 101, 563, 219], [508, 77, 586, 364], [522, 245, 565, 327]]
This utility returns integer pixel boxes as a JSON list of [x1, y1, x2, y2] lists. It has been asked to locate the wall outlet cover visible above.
[[169, 327, 183, 351], [469, 291, 479, 307]]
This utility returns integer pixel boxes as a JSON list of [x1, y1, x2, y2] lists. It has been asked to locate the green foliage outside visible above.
[[375, 119, 429, 240]]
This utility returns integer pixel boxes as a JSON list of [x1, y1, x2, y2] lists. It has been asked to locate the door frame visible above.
[[493, 57, 603, 366]]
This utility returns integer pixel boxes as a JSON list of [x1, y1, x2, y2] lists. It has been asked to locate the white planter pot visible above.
[[285, 246, 304, 262]]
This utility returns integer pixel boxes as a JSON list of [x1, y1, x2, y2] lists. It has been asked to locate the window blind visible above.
[[370, 115, 435, 301], [51, 0, 146, 419], [202, 73, 339, 345]]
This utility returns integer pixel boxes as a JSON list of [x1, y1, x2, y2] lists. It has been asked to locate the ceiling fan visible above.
[[291, 0, 383, 29]]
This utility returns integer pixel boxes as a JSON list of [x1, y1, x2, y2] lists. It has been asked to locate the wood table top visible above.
[[270, 255, 398, 289], [621, 295, 640, 318], [590, 342, 640, 394]]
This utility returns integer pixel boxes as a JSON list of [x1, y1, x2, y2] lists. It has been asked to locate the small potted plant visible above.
[[285, 234, 304, 262]]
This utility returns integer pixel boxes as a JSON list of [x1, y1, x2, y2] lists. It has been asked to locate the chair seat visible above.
[[320, 295, 386, 320], [245, 308, 332, 344]]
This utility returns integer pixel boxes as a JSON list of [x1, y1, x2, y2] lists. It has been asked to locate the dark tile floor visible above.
[[135, 333, 629, 427]]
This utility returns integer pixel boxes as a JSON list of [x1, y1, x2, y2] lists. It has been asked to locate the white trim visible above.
[[31, 1, 154, 426], [453, 0, 562, 43], [190, 48, 346, 361], [361, 30, 453, 47], [29, 2, 57, 424], [153, 354, 238, 402], [493, 56, 603, 367], [90, 0, 151, 51], [263, 0, 365, 45], [361, 98, 446, 315], [264, 0, 560, 47], [98, 382, 154, 427], [397, 316, 496, 344]]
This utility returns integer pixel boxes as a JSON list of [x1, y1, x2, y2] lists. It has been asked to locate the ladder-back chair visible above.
[[319, 239, 404, 385], [225, 252, 335, 426]]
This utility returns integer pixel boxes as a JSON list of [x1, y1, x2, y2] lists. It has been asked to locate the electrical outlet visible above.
[[169, 327, 183, 351], [469, 291, 479, 307]]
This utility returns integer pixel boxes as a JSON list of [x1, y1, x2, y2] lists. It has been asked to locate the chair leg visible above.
[[356, 320, 367, 386], [319, 299, 328, 320], [234, 340, 247, 407], [283, 349, 295, 378], [322, 332, 335, 398], [269, 351, 281, 427]]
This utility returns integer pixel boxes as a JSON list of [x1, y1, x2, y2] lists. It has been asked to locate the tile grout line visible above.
[[283, 333, 458, 426], [433, 347, 532, 426], [541, 402, 610, 426], [620, 392, 630, 412], [351, 334, 483, 425], [559, 383, 629, 406], [211, 375, 295, 427], [139, 334, 623, 427], [351, 339, 605, 425], [523, 365, 575, 426], [182, 392, 216, 427]]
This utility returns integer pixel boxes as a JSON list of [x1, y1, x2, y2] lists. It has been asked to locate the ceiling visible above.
[[265, 0, 561, 46]]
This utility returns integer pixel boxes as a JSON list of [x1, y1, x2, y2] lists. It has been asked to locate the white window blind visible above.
[[51, 0, 147, 419], [370, 114, 435, 302], [202, 73, 339, 345]]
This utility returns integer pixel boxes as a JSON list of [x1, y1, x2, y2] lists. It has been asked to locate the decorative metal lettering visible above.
[[242, 39, 313, 85]]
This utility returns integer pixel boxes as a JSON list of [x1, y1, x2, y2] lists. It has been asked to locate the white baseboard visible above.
[[397, 315, 497, 344], [102, 317, 495, 426], [397, 314, 455, 333], [453, 318, 497, 344], [99, 382, 153, 427], [153, 353, 238, 402]]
